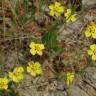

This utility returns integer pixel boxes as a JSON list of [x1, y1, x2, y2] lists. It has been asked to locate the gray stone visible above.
[[83, 67, 96, 89], [82, 0, 96, 5], [67, 85, 89, 96]]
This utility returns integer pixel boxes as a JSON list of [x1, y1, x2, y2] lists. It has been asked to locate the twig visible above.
[[0, 35, 41, 42], [2, 0, 6, 40]]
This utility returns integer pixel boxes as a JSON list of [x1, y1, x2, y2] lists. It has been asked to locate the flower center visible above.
[[35, 46, 40, 52], [13, 72, 20, 77], [54, 7, 59, 12], [30, 65, 36, 71], [0, 82, 5, 88]]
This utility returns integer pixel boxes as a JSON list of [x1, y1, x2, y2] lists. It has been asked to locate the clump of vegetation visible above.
[[0, 0, 96, 96]]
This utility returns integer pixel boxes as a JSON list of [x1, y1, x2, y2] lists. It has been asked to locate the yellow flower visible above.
[[64, 9, 77, 23], [0, 77, 9, 90], [27, 61, 42, 77], [29, 42, 45, 56], [66, 72, 74, 85], [9, 67, 24, 83], [49, 2, 64, 17], [85, 23, 96, 39], [88, 44, 96, 61]]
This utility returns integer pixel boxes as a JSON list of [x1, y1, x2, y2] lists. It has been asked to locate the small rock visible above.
[[83, 67, 96, 89], [67, 85, 89, 96], [82, 0, 96, 5]]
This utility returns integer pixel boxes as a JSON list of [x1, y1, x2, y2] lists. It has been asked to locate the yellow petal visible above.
[[35, 62, 41, 68], [66, 9, 71, 15], [92, 55, 96, 61], [55, 2, 61, 7], [64, 12, 68, 17], [4, 85, 8, 90], [71, 14, 76, 22], [40, 44, 45, 49], [9, 72, 13, 78], [30, 71, 36, 77], [85, 31, 91, 37], [59, 7, 64, 13], [66, 72, 74, 85], [49, 11, 55, 16], [66, 18, 70, 23], [55, 12, 61, 17], [88, 50, 93, 55], [13, 77, 19, 82], [90, 44, 96, 50], [92, 33, 96, 39], [37, 50, 43, 56], [30, 49, 36, 55], [49, 5, 54, 10], [4, 77, 8, 83], [27, 67, 31, 73], [67, 80, 70, 85], [18, 74, 24, 80], [28, 61, 34, 65], [64, 11, 71, 17], [29, 42, 35, 48], [17, 67, 24, 73], [36, 69, 42, 75]]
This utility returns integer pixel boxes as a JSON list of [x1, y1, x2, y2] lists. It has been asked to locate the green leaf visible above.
[[42, 21, 63, 52], [8, 92, 17, 96]]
